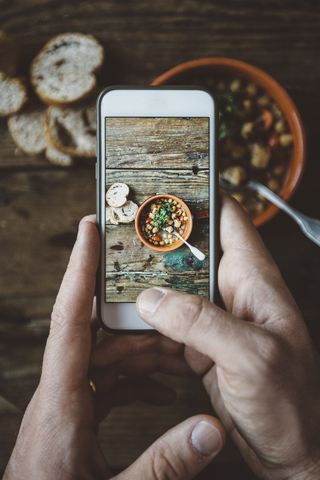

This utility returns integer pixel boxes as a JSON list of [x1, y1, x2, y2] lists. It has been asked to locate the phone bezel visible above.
[[96, 86, 219, 333]]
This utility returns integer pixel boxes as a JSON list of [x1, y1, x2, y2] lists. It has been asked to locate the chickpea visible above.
[[168, 219, 173, 225], [164, 239, 169, 244], [274, 120, 286, 133], [230, 78, 241, 92], [246, 83, 258, 97], [163, 233, 168, 239], [171, 213, 176, 219], [242, 99, 253, 113], [217, 81, 226, 91], [150, 204, 156, 210], [146, 224, 152, 230], [167, 233, 173, 238], [168, 198, 173, 203], [257, 95, 270, 107], [183, 216, 188, 222], [179, 228, 184, 235], [176, 203, 181, 208], [279, 133, 293, 147], [273, 164, 285, 176], [173, 200, 177, 205], [154, 241, 159, 246], [267, 178, 280, 192], [152, 227, 159, 233], [149, 213, 154, 219]]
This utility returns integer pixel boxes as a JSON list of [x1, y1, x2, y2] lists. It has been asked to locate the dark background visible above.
[[1, 1, 320, 478]]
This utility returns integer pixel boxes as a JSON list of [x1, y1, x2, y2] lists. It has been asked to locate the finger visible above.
[[136, 287, 257, 367], [117, 351, 194, 377], [94, 376, 176, 423], [219, 194, 300, 326], [115, 415, 225, 480], [42, 216, 100, 393], [90, 332, 184, 367], [89, 352, 193, 386]]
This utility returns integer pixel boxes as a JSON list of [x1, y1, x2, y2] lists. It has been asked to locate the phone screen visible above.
[[105, 117, 210, 303]]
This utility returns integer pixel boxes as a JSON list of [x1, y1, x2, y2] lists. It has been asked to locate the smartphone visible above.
[[96, 86, 218, 332]]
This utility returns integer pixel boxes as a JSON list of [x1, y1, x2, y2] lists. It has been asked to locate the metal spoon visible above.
[[166, 227, 206, 261], [219, 176, 320, 247]]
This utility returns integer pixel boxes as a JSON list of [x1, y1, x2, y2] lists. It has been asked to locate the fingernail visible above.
[[137, 288, 165, 316], [77, 223, 84, 240], [191, 421, 222, 457]]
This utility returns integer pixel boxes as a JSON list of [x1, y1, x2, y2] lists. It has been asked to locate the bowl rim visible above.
[[152, 57, 306, 228], [135, 193, 193, 252]]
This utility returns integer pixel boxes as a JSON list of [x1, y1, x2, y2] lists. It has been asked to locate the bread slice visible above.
[[111, 201, 138, 223], [30, 33, 104, 105], [45, 145, 73, 167], [0, 31, 20, 77], [8, 103, 73, 166], [44, 101, 96, 157], [0, 72, 27, 117], [106, 183, 129, 208], [106, 206, 119, 225], [8, 104, 47, 155]]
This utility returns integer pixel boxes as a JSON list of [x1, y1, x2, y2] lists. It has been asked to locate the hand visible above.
[[4, 215, 225, 480], [136, 194, 320, 480]]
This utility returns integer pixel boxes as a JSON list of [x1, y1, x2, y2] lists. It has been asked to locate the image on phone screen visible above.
[[105, 116, 210, 303]]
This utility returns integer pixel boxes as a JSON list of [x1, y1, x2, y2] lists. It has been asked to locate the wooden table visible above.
[[1, 1, 320, 478]]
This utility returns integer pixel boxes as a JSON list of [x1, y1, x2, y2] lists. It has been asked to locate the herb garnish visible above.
[[153, 202, 173, 229], [216, 90, 244, 140]]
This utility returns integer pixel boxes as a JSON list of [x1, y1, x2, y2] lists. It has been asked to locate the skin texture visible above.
[[3, 215, 225, 480], [136, 194, 320, 480]]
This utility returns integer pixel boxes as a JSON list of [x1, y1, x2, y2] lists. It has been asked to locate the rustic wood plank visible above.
[[105, 117, 209, 169], [105, 169, 209, 214], [1, 0, 320, 93], [105, 222, 209, 274], [106, 271, 210, 302]]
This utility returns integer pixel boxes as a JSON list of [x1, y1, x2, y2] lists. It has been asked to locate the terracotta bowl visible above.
[[135, 194, 193, 252], [152, 58, 306, 227]]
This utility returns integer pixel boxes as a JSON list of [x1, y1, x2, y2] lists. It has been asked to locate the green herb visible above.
[[153, 202, 173, 229], [216, 90, 244, 141]]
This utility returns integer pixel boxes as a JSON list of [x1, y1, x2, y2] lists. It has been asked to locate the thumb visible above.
[[41, 215, 100, 394], [117, 415, 225, 480]]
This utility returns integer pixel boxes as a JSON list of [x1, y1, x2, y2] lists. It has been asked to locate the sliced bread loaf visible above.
[[30, 33, 104, 105], [106, 183, 130, 208], [8, 103, 73, 165], [111, 201, 138, 223], [0, 31, 20, 77], [44, 101, 96, 157], [0, 72, 27, 117]]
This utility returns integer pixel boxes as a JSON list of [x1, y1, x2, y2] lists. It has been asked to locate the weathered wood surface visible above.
[[105, 223, 209, 300], [105, 117, 209, 168], [1, 1, 320, 478], [105, 168, 209, 214]]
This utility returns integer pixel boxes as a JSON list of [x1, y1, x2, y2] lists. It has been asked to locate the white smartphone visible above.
[[96, 86, 218, 332]]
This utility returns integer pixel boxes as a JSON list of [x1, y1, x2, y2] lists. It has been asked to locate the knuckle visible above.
[[149, 441, 188, 480], [178, 295, 207, 332]]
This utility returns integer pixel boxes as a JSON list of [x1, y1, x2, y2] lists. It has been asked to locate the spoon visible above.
[[166, 227, 206, 261], [219, 176, 320, 247]]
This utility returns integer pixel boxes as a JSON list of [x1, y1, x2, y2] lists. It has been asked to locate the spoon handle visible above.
[[247, 180, 320, 247], [173, 231, 206, 261]]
